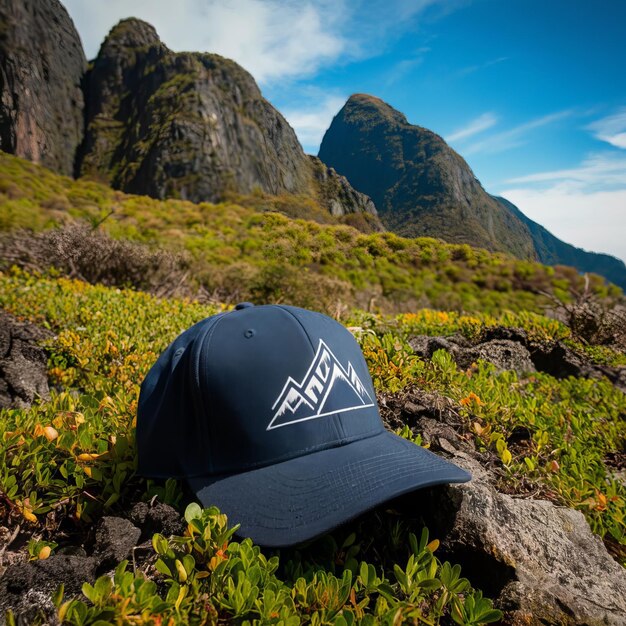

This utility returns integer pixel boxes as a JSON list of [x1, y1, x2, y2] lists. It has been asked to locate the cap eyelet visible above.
[[244, 329, 255, 338]]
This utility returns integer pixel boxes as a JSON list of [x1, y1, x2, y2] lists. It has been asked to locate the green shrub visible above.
[[0, 151, 620, 318]]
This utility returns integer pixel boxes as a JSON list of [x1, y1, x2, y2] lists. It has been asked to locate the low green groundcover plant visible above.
[[359, 331, 626, 553], [0, 268, 624, 623], [40, 505, 501, 626]]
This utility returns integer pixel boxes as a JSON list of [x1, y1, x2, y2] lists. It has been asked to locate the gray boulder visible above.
[[0, 554, 97, 623], [93, 516, 142, 571], [409, 327, 626, 392], [423, 459, 626, 625], [410, 334, 536, 375], [0, 310, 53, 408], [465, 339, 536, 374], [129, 501, 186, 540]]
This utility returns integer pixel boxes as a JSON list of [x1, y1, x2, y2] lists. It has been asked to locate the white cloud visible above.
[[62, 0, 452, 85], [445, 112, 497, 143], [64, 0, 346, 83], [587, 107, 626, 149], [282, 94, 347, 154], [195, 1, 347, 83], [499, 152, 626, 263], [462, 110, 572, 155], [500, 185, 626, 263], [384, 47, 431, 86]]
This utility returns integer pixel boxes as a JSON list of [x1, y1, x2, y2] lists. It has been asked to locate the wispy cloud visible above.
[[504, 152, 626, 191], [463, 110, 572, 156], [456, 56, 509, 77], [385, 47, 431, 86], [445, 112, 497, 143], [66, 0, 346, 83], [282, 94, 347, 153], [499, 152, 626, 262], [587, 107, 626, 149], [63, 0, 457, 85]]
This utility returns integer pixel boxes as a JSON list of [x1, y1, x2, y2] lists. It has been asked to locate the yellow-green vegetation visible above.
[[346, 308, 626, 368], [1, 269, 505, 625], [359, 333, 626, 553], [0, 151, 621, 316], [0, 267, 625, 624], [1, 151, 625, 622], [0, 269, 215, 524], [53, 509, 501, 626], [350, 311, 626, 552]]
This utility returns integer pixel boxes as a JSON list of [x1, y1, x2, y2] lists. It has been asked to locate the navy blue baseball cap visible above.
[[137, 303, 470, 547]]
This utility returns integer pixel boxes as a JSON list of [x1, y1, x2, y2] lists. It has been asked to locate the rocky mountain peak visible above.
[[75, 19, 378, 223], [320, 93, 626, 287], [0, 2, 378, 227], [319, 94, 537, 259], [99, 18, 163, 53], [343, 93, 410, 127]]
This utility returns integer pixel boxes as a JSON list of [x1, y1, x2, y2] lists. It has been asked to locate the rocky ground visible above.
[[408, 325, 626, 393], [0, 315, 625, 625], [379, 385, 626, 625]]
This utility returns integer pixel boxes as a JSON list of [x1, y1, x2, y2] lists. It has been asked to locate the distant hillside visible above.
[[0, 152, 621, 316], [3, 2, 623, 292], [319, 94, 626, 289], [496, 196, 626, 290]]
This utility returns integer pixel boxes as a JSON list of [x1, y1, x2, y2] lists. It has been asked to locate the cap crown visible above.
[[137, 304, 384, 478]]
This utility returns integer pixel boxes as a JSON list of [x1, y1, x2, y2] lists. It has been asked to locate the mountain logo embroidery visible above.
[[268, 338, 374, 430]]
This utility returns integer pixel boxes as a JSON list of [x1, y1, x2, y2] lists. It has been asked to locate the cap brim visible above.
[[188, 431, 470, 547]]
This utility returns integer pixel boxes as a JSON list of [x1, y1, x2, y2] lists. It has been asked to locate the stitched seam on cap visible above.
[[194, 313, 229, 474], [275, 305, 314, 347]]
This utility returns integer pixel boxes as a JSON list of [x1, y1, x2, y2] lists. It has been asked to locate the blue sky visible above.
[[64, 0, 626, 263]]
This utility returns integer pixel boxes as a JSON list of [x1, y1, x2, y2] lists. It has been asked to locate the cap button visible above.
[[235, 302, 255, 310]]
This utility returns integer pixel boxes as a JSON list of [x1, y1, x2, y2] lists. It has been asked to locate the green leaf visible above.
[[184, 502, 202, 523], [152, 533, 169, 555], [155, 558, 172, 577], [94, 575, 112, 600], [417, 578, 441, 591], [81, 582, 96, 604], [52, 583, 65, 608], [477, 609, 504, 623], [359, 561, 369, 586], [393, 564, 407, 589]]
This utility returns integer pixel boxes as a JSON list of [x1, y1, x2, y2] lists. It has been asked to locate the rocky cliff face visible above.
[[308, 155, 379, 221], [319, 94, 537, 259], [76, 19, 378, 222], [0, 0, 86, 176]]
